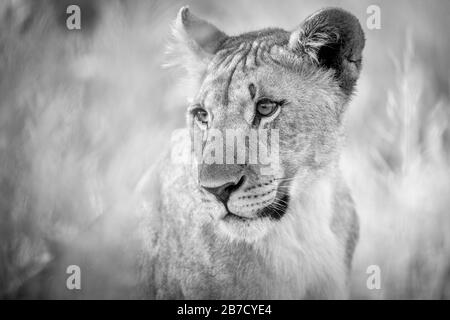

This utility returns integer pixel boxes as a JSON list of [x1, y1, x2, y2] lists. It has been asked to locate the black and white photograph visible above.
[[0, 0, 449, 303]]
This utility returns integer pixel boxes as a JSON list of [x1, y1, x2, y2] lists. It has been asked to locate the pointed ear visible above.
[[166, 7, 228, 74], [288, 8, 365, 94]]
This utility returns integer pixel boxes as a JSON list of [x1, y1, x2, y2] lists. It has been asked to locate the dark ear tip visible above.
[[313, 7, 365, 41], [295, 7, 365, 94], [311, 7, 366, 60], [309, 7, 359, 22]]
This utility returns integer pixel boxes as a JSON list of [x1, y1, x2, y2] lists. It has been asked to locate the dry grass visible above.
[[345, 35, 450, 299]]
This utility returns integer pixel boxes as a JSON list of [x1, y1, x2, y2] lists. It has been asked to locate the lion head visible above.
[[169, 7, 364, 242]]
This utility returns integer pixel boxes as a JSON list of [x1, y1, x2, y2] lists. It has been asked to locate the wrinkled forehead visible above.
[[199, 69, 252, 109], [196, 38, 306, 108]]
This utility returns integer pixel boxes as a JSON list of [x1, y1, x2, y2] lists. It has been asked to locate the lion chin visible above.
[[214, 193, 290, 243], [217, 211, 275, 243]]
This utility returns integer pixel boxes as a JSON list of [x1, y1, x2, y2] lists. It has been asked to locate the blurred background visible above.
[[0, 0, 449, 299]]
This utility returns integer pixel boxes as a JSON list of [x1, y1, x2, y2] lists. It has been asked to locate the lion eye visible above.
[[256, 99, 279, 117], [192, 107, 209, 125]]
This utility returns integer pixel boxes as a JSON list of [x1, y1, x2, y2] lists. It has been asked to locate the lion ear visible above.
[[288, 8, 365, 94], [166, 7, 228, 74]]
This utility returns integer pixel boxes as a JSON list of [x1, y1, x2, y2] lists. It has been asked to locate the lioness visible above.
[[137, 6, 364, 299]]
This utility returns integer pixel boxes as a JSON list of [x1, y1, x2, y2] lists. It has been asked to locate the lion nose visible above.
[[202, 176, 245, 205]]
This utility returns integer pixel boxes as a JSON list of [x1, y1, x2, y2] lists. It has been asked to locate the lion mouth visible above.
[[256, 194, 289, 220], [223, 194, 290, 222], [223, 211, 253, 222]]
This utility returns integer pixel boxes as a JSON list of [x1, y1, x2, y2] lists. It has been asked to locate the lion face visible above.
[[170, 7, 364, 241]]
